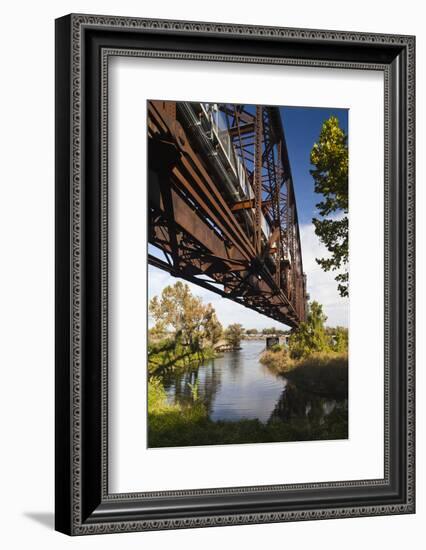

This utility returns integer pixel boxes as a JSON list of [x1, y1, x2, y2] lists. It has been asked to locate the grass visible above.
[[259, 347, 293, 372], [148, 405, 348, 448]]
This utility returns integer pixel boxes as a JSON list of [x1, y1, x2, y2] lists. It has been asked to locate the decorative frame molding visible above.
[[55, 13, 415, 535]]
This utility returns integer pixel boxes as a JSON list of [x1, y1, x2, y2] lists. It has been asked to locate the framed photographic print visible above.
[[55, 14, 415, 535]]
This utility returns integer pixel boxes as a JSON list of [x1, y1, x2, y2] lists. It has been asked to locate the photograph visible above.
[[51, 9, 414, 538], [147, 100, 349, 448]]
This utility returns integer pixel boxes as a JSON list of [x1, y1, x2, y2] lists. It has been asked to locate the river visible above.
[[163, 340, 347, 426]]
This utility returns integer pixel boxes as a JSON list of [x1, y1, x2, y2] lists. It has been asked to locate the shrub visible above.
[[270, 343, 284, 353], [224, 323, 244, 349], [260, 348, 293, 372], [148, 376, 168, 413], [288, 302, 348, 360], [285, 352, 348, 399]]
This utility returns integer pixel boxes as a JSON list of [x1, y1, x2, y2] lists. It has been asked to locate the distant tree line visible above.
[[245, 327, 289, 336]]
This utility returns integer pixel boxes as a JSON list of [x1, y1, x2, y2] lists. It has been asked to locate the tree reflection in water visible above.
[[269, 381, 348, 427], [163, 360, 223, 412], [162, 341, 347, 431]]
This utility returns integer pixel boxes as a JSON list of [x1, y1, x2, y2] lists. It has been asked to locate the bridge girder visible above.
[[147, 100, 307, 328]]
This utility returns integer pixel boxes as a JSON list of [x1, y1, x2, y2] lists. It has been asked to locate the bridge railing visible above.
[[199, 103, 271, 241], [200, 104, 250, 196]]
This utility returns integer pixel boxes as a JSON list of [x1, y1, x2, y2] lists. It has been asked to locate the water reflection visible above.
[[163, 340, 348, 427], [270, 382, 348, 426]]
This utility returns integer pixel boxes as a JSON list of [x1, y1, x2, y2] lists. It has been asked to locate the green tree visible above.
[[225, 323, 244, 349], [331, 326, 349, 353], [203, 304, 223, 346], [288, 301, 330, 359], [246, 328, 258, 335], [149, 281, 220, 351], [310, 116, 349, 297]]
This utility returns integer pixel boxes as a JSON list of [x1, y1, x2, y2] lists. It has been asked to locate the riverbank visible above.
[[260, 349, 348, 399], [147, 341, 348, 448], [148, 375, 347, 447]]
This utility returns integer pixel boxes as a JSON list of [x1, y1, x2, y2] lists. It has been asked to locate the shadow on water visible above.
[[269, 381, 348, 426]]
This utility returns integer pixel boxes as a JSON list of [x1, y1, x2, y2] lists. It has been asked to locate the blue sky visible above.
[[281, 106, 348, 226], [148, 105, 349, 330]]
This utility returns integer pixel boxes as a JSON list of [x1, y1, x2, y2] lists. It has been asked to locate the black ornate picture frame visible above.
[[55, 13, 415, 535]]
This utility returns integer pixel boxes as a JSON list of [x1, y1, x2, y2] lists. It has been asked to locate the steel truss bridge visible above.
[[147, 100, 308, 328]]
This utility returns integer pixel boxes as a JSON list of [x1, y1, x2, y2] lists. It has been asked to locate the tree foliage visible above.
[[225, 323, 244, 349], [289, 301, 330, 359], [149, 281, 222, 350], [203, 303, 223, 346], [261, 327, 286, 336], [288, 301, 349, 359], [330, 326, 349, 353], [310, 116, 349, 297]]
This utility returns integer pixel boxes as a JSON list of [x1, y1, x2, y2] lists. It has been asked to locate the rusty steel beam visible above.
[[150, 253, 297, 325], [227, 122, 255, 137], [254, 105, 263, 254], [147, 99, 306, 327], [231, 198, 272, 212]]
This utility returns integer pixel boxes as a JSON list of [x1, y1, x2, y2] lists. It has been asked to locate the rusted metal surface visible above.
[[254, 105, 263, 255], [147, 100, 307, 327]]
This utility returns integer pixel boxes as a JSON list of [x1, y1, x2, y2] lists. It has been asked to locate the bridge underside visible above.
[[147, 100, 307, 328]]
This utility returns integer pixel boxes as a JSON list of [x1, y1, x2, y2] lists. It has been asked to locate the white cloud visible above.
[[299, 222, 349, 327], [148, 226, 349, 330]]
